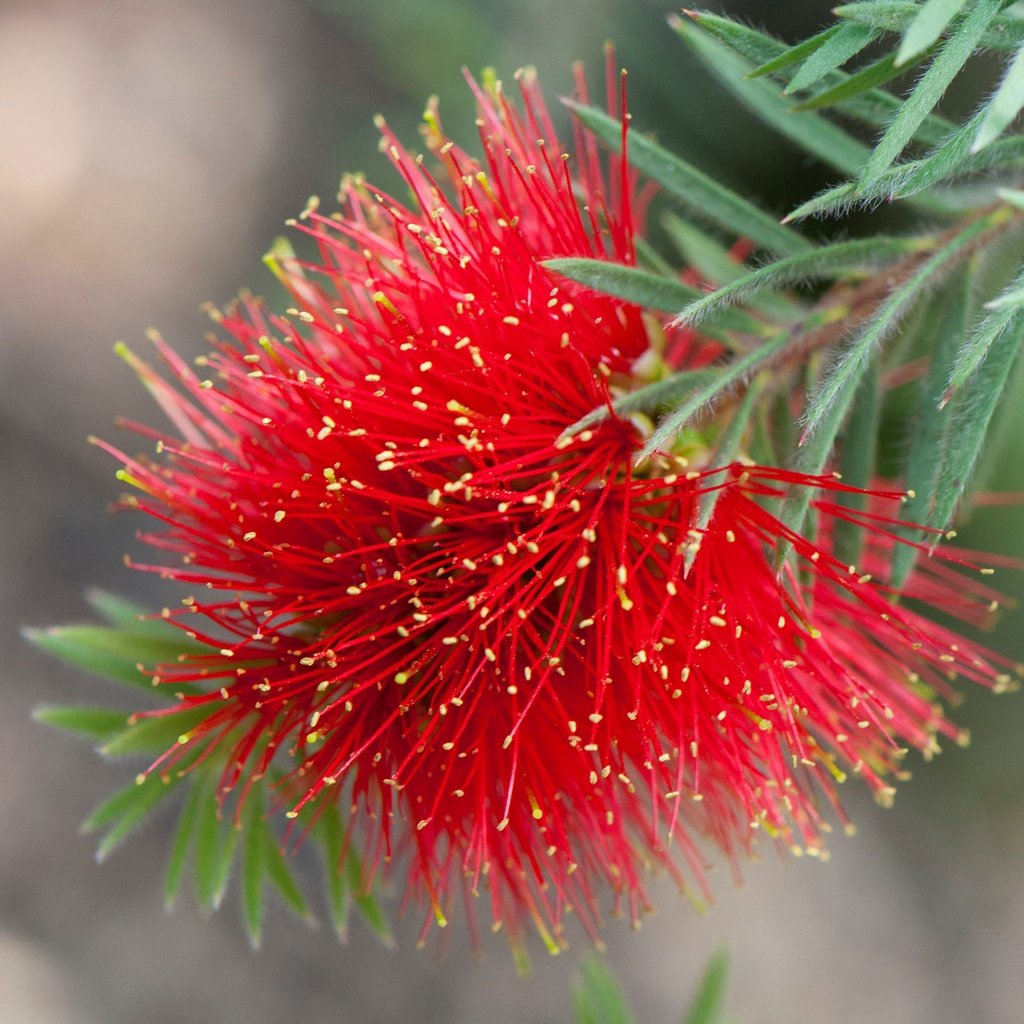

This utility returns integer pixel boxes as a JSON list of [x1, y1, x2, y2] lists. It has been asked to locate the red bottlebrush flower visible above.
[[99, 65, 1014, 952]]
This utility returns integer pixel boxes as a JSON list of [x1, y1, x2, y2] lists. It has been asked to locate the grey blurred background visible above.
[[4, 1, 1023, 1021]]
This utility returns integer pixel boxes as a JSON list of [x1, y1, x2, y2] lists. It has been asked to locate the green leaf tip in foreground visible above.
[[944, 262, 1024, 398], [684, 949, 731, 1024], [566, 100, 813, 257], [541, 257, 767, 338], [972, 42, 1024, 153], [785, 21, 878, 94], [572, 957, 635, 1024], [895, 0, 968, 67], [858, 0, 1002, 189], [800, 212, 1000, 447]]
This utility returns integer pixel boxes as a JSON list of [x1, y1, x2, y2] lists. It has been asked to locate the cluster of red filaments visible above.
[[102, 65, 1014, 950]]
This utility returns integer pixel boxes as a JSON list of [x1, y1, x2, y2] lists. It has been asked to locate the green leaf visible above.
[[32, 705, 130, 741], [663, 215, 745, 285], [85, 769, 190, 862], [572, 957, 635, 1024], [787, 22, 879, 94], [673, 17, 872, 178], [801, 215, 995, 444], [541, 258, 767, 337], [973, 43, 1024, 152], [347, 850, 393, 944], [833, 358, 881, 568], [791, 52, 913, 112], [24, 623, 205, 693], [99, 703, 216, 757], [896, 0, 969, 66], [164, 778, 204, 910], [837, 2, 1024, 50], [891, 269, 973, 586], [859, 0, 1002, 189], [561, 368, 720, 440], [313, 802, 349, 937], [242, 793, 266, 947], [193, 782, 223, 910], [566, 101, 813, 257], [676, 236, 927, 327], [642, 332, 793, 459], [683, 949, 731, 1024], [262, 824, 312, 922], [945, 262, 1024, 392], [682, 11, 955, 146], [932, 312, 1024, 529], [748, 24, 842, 78]]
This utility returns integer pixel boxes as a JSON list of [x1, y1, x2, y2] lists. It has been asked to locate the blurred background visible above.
[[3, 1, 1023, 1021]]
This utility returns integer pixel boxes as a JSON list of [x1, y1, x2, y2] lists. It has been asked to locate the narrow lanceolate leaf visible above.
[[566, 101, 813, 257], [786, 118, 1024, 221], [837, 3, 1024, 50], [945, 263, 1024, 395], [673, 17, 872, 178], [99, 704, 216, 757], [684, 949, 731, 1024], [833, 358, 880, 569], [801, 215, 995, 444], [85, 589, 175, 639], [562, 369, 719, 438], [892, 269, 973, 587], [683, 11, 955, 145], [542, 257, 766, 336], [262, 824, 312, 922], [859, 0, 1002, 188], [193, 781, 225, 910], [313, 802, 349, 937], [676, 236, 927, 327], [572, 957, 635, 1024], [786, 22, 878, 94], [972, 43, 1024, 153], [895, 0, 968, 66], [792, 53, 905, 112], [164, 778, 205, 910], [932, 315, 1024, 531], [748, 24, 842, 78], [85, 770, 189, 862], [32, 705, 130, 741], [642, 332, 792, 459], [242, 792, 267, 947], [663, 216, 745, 285]]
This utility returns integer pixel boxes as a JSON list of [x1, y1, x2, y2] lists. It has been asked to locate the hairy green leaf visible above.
[[838, 2, 1024, 50], [946, 262, 1024, 393], [242, 794, 266, 947], [542, 257, 767, 337], [787, 22, 879, 94], [642, 332, 792, 459], [674, 17, 872, 177], [892, 269, 973, 586], [791, 51, 922, 112], [801, 215, 995, 443], [859, 0, 1002, 188], [676, 236, 926, 327], [684, 11, 955, 145], [567, 101, 813, 256], [748, 24, 842, 78], [973, 43, 1024, 152], [896, 0, 969, 66], [932, 314, 1024, 529]]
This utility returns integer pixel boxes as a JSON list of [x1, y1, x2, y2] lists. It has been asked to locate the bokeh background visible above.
[[4, 1, 1024, 1021]]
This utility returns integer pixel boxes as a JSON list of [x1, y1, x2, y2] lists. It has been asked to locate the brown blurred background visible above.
[[4, 1, 1023, 1021]]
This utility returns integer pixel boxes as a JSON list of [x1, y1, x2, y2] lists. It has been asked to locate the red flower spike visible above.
[[100, 68, 1015, 952]]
